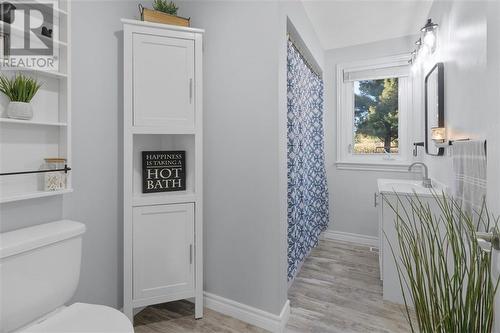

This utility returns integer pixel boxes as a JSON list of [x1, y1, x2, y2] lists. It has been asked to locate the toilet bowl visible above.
[[0, 220, 134, 333]]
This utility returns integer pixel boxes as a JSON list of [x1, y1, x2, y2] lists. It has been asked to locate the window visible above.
[[353, 78, 399, 154], [336, 56, 412, 170]]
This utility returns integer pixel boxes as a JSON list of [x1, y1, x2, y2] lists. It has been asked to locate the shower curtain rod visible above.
[[287, 34, 322, 79]]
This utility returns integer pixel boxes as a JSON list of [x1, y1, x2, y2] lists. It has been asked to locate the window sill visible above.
[[335, 161, 411, 172]]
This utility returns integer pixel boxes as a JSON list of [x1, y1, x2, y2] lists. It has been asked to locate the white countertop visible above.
[[377, 178, 448, 197]]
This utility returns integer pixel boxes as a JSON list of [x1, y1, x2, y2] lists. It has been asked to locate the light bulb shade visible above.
[[431, 127, 446, 142], [422, 29, 438, 53], [420, 18, 439, 53], [421, 44, 431, 56], [423, 31, 436, 48], [410, 50, 417, 62]]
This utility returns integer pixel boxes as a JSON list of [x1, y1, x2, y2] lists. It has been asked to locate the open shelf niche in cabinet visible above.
[[132, 134, 196, 206], [0, 0, 71, 203]]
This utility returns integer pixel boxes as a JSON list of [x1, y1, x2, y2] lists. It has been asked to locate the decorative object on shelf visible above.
[[431, 127, 446, 143], [41, 26, 53, 38], [0, 74, 42, 120], [139, 2, 190, 27], [0, 2, 16, 24], [142, 151, 186, 193], [5, 101, 33, 120], [43, 158, 67, 191]]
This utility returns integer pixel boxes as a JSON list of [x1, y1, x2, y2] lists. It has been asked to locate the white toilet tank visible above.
[[0, 220, 86, 333]]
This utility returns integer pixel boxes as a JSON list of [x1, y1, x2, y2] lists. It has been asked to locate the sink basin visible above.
[[377, 178, 446, 196]]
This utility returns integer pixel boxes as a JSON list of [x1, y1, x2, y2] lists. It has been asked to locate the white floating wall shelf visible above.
[[0, 118, 68, 126], [0, 67, 68, 79]]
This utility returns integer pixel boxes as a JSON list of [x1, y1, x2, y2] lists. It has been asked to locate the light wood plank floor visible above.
[[134, 239, 411, 333], [134, 301, 267, 333], [286, 239, 412, 333]]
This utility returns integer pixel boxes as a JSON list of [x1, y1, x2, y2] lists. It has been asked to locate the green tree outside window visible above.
[[354, 78, 399, 154]]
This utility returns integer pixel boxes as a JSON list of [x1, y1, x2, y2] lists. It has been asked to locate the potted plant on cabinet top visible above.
[[0, 74, 41, 120], [139, 0, 190, 27]]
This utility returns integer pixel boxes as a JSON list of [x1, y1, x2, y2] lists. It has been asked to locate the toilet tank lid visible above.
[[0, 220, 86, 259]]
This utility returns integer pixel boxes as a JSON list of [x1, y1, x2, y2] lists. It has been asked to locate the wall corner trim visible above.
[[203, 292, 290, 333], [323, 230, 378, 248]]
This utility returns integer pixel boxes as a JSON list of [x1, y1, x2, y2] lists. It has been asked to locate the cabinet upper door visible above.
[[133, 203, 195, 300], [133, 34, 195, 130]]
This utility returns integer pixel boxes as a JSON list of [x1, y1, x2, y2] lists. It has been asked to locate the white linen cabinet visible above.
[[122, 19, 204, 321]]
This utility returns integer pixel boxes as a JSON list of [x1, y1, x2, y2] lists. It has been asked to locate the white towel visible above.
[[452, 140, 487, 216]]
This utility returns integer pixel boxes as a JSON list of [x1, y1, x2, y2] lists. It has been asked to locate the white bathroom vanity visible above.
[[376, 178, 446, 304]]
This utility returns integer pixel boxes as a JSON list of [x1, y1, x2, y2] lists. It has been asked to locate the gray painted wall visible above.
[[178, 1, 285, 314], [64, 0, 138, 307], [324, 36, 417, 237], [416, 1, 490, 194], [486, 0, 500, 214], [1, 196, 63, 231], [416, 1, 488, 191], [488, 3, 500, 328]]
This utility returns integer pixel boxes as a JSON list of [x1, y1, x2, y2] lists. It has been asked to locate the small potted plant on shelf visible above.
[[139, 0, 190, 27], [0, 74, 41, 120]]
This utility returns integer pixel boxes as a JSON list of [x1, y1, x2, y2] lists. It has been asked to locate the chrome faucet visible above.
[[408, 162, 432, 188]]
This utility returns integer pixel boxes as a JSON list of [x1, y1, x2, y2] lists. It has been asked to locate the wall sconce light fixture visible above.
[[431, 127, 446, 143], [421, 18, 439, 53], [409, 18, 439, 67]]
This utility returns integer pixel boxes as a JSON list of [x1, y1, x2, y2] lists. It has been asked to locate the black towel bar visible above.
[[445, 139, 487, 156], [0, 165, 72, 176]]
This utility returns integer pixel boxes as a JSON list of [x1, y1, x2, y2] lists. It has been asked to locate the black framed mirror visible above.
[[424, 62, 445, 156]]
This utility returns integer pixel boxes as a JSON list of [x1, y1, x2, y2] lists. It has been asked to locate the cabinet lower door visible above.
[[133, 203, 194, 300]]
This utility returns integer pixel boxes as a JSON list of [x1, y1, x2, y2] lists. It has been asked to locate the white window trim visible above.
[[336, 54, 413, 171]]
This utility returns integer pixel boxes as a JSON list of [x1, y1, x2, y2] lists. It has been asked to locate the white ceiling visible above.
[[301, 0, 434, 50]]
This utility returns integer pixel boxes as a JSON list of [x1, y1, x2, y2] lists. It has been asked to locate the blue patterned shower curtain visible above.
[[287, 41, 329, 281]]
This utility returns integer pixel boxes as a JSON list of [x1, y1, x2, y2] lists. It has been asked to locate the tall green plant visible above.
[[385, 193, 499, 333], [152, 0, 178, 15], [0, 74, 42, 103]]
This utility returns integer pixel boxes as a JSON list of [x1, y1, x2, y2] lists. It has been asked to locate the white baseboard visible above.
[[203, 292, 290, 333], [323, 230, 378, 248]]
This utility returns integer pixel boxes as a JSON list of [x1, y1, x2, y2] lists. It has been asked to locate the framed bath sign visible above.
[[142, 151, 186, 193]]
